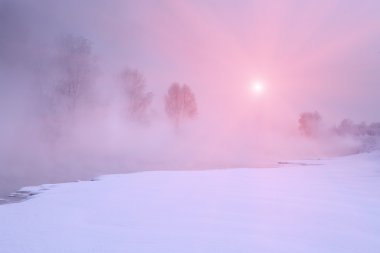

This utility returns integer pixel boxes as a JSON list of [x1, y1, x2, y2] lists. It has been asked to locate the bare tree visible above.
[[165, 83, 197, 129], [54, 35, 96, 111], [35, 35, 96, 144], [120, 68, 153, 123], [335, 119, 380, 137], [298, 111, 322, 137]]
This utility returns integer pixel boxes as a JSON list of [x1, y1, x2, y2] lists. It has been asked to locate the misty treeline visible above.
[[0, 28, 200, 192], [299, 111, 380, 153], [5, 33, 198, 138], [119, 68, 197, 127], [0, 0, 199, 174], [0, 1, 197, 135], [59, 35, 196, 125]]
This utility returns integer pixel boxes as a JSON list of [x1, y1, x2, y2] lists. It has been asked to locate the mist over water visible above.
[[1, 0, 380, 198]]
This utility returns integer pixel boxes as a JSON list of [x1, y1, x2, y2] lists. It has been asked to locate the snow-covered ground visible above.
[[1, 152, 380, 253]]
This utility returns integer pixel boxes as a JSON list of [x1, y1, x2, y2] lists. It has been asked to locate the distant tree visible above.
[[334, 119, 355, 136], [298, 111, 322, 137], [335, 119, 380, 137], [165, 83, 197, 129], [54, 35, 96, 111], [120, 68, 153, 123], [301, 113, 380, 154], [36, 35, 97, 144], [368, 122, 380, 136]]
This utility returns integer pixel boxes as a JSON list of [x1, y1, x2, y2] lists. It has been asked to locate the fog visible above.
[[1, 0, 380, 197]]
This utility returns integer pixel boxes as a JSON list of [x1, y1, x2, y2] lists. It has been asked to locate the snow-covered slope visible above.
[[1, 152, 380, 253]]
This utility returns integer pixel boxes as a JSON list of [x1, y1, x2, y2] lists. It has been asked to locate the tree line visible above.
[[298, 111, 380, 152], [39, 34, 198, 133]]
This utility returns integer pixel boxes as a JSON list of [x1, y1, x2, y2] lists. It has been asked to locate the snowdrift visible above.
[[1, 152, 380, 253]]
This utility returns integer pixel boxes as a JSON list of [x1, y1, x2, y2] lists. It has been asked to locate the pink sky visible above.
[[87, 0, 380, 123], [1, 0, 379, 194], [19, 0, 379, 125]]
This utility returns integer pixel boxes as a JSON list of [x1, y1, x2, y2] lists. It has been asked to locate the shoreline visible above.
[[0, 159, 329, 206]]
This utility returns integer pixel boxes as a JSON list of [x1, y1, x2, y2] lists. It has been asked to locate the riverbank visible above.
[[1, 152, 379, 252]]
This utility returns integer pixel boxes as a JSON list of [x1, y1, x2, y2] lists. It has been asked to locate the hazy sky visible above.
[[54, 0, 380, 122], [2, 0, 380, 123], [1, 0, 380, 197]]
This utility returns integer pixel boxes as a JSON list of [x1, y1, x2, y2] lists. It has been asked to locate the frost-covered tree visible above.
[[165, 83, 197, 129], [54, 35, 96, 111], [368, 122, 380, 136], [120, 68, 153, 123], [298, 111, 322, 137], [37, 35, 97, 144], [326, 118, 380, 153], [335, 119, 380, 137], [299, 112, 380, 153], [335, 119, 355, 136]]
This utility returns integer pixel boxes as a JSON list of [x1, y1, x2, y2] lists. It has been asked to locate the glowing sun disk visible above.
[[251, 81, 265, 94]]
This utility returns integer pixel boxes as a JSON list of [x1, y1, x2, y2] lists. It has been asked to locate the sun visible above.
[[250, 81, 265, 95]]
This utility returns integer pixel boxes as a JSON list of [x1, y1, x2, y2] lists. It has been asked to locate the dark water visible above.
[[0, 165, 138, 205], [0, 160, 280, 205]]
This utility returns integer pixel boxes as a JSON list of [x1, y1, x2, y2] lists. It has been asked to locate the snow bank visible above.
[[1, 152, 380, 253]]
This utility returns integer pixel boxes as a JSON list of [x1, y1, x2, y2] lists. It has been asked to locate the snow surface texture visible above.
[[1, 152, 380, 253]]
